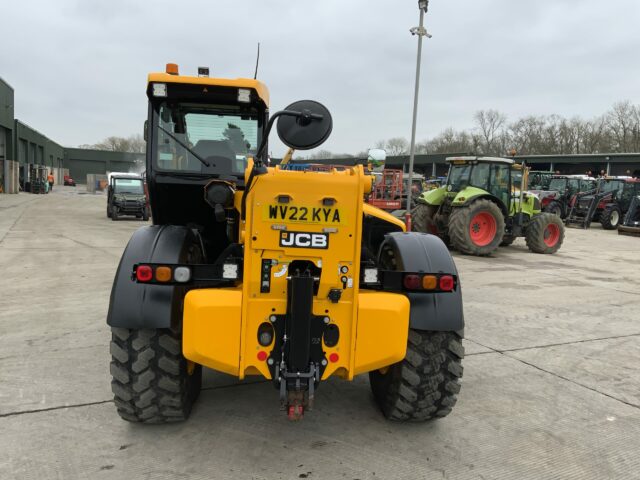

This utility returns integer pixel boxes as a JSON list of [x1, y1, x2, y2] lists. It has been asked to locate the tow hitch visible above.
[[268, 272, 327, 420]]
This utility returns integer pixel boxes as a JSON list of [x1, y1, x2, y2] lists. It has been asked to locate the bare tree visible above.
[[385, 137, 409, 156], [85, 134, 146, 153], [308, 149, 334, 160], [607, 101, 636, 152], [474, 110, 507, 155]]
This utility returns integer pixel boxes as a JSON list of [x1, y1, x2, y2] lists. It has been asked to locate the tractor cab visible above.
[[620, 180, 640, 212], [528, 170, 553, 190], [532, 175, 597, 218], [431, 157, 522, 215]]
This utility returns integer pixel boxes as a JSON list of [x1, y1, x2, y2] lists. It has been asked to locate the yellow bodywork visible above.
[[183, 164, 410, 380], [148, 72, 270, 106]]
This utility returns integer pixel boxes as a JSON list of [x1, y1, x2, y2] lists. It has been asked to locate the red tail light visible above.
[[439, 275, 455, 291], [136, 265, 153, 282], [403, 274, 421, 290]]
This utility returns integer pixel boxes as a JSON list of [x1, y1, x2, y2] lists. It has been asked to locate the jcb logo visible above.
[[279, 231, 329, 249]]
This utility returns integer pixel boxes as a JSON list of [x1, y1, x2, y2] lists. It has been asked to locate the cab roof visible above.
[[551, 175, 596, 180], [446, 156, 515, 165], [147, 72, 270, 106]]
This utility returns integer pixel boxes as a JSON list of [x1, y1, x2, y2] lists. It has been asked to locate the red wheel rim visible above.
[[469, 212, 497, 246], [543, 223, 560, 247]]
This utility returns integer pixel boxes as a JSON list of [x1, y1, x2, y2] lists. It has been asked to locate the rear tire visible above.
[[370, 330, 463, 421], [600, 206, 621, 230], [448, 200, 505, 256], [411, 203, 438, 234], [110, 328, 202, 423], [525, 213, 565, 254]]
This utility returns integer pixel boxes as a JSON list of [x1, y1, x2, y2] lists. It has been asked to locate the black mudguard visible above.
[[107, 225, 198, 329], [379, 231, 464, 332]]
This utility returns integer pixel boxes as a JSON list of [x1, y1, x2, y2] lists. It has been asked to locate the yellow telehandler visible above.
[[107, 64, 464, 421]]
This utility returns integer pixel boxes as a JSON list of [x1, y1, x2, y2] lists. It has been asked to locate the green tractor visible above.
[[412, 156, 565, 256]]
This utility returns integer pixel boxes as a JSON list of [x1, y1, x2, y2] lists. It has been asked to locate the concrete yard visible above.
[[1, 187, 639, 480]]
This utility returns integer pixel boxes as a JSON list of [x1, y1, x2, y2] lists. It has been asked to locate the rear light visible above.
[[403, 273, 455, 291], [439, 275, 455, 291], [422, 275, 437, 290], [403, 274, 421, 290], [136, 265, 153, 282], [173, 266, 191, 283], [155, 266, 172, 282]]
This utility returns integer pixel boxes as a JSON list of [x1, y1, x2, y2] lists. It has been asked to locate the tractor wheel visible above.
[[369, 330, 463, 422], [110, 327, 202, 423], [600, 206, 621, 230], [545, 201, 563, 218], [499, 235, 515, 247], [525, 213, 565, 254], [411, 203, 438, 234], [448, 200, 505, 256]]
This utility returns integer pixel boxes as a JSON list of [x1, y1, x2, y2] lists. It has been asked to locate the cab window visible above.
[[489, 164, 510, 206]]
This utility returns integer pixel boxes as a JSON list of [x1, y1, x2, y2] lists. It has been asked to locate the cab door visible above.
[[488, 164, 511, 211]]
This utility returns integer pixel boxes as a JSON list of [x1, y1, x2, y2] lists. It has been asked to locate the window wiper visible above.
[[157, 125, 210, 167]]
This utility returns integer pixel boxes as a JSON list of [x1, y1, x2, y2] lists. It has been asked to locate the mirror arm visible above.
[[245, 108, 324, 221]]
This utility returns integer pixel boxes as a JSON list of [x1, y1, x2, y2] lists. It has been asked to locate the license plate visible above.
[[263, 204, 345, 225]]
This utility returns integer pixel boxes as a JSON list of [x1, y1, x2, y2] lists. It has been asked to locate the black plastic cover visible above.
[[107, 225, 198, 329], [378, 232, 464, 332]]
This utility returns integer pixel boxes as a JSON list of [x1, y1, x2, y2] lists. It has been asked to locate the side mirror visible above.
[[143, 120, 148, 142], [276, 100, 333, 150]]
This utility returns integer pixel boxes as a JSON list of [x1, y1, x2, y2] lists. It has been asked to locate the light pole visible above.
[[405, 0, 431, 230]]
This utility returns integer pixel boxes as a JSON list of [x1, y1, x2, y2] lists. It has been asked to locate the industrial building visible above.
[[301, 152, 640, 178], [0, 76, 141, 194]]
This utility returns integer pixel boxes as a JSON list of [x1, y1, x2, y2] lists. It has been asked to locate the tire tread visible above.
[[370, 331, 463, 422], [109, 328, 201, 423]]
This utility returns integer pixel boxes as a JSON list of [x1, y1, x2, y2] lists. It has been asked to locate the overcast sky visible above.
[[1, 0, 639, 156]]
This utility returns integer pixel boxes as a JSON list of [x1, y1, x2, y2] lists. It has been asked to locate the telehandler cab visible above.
[[107, 64, 464, 422]]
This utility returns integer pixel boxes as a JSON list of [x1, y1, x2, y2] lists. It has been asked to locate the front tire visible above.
[[525, 213, 565, 254], [370, 330, 463, 421], [600, 206, 621, 230], [411, 203, 438, 234], [448, 200, 505, 256], [110, 328, 202, 423]]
